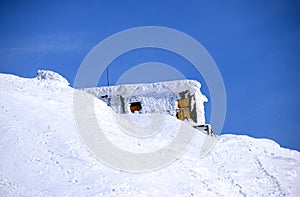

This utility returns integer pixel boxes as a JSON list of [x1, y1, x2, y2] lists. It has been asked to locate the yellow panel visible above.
[[178, 98, 190, 108], [177, 98, 191, 120]]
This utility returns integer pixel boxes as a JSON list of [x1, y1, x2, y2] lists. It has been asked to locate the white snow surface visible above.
[[0, 71, 299, 196]]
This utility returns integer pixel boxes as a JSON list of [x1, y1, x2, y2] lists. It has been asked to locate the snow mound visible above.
[[0, 72, 300, 196], [36, 70, 69, 86]]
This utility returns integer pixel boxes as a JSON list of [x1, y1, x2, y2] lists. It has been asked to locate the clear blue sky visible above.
[[1, 1, 299, 151]]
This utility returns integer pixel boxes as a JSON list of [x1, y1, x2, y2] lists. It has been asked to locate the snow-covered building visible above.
[[82, 80, 208, 126]]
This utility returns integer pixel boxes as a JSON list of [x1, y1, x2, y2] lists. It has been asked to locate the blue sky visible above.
[[0, 1, 299, 151]]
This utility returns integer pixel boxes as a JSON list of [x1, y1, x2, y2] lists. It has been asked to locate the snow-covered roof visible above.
[[82, 79, 208, 101]]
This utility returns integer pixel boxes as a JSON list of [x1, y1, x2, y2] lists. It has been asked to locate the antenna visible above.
[[106, 66, 110, 86]]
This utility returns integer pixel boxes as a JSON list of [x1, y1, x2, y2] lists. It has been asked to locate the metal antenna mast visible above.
[[106, 66, 110, 86]]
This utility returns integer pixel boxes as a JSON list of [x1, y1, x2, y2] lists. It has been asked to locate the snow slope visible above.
[[0, 71, 299, 196]]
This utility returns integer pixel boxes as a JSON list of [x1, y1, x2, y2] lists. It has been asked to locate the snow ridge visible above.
[[0, 71, 299, 196]]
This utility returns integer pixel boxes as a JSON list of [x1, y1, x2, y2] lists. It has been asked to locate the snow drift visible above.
[[0, 71, 299, 196]]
